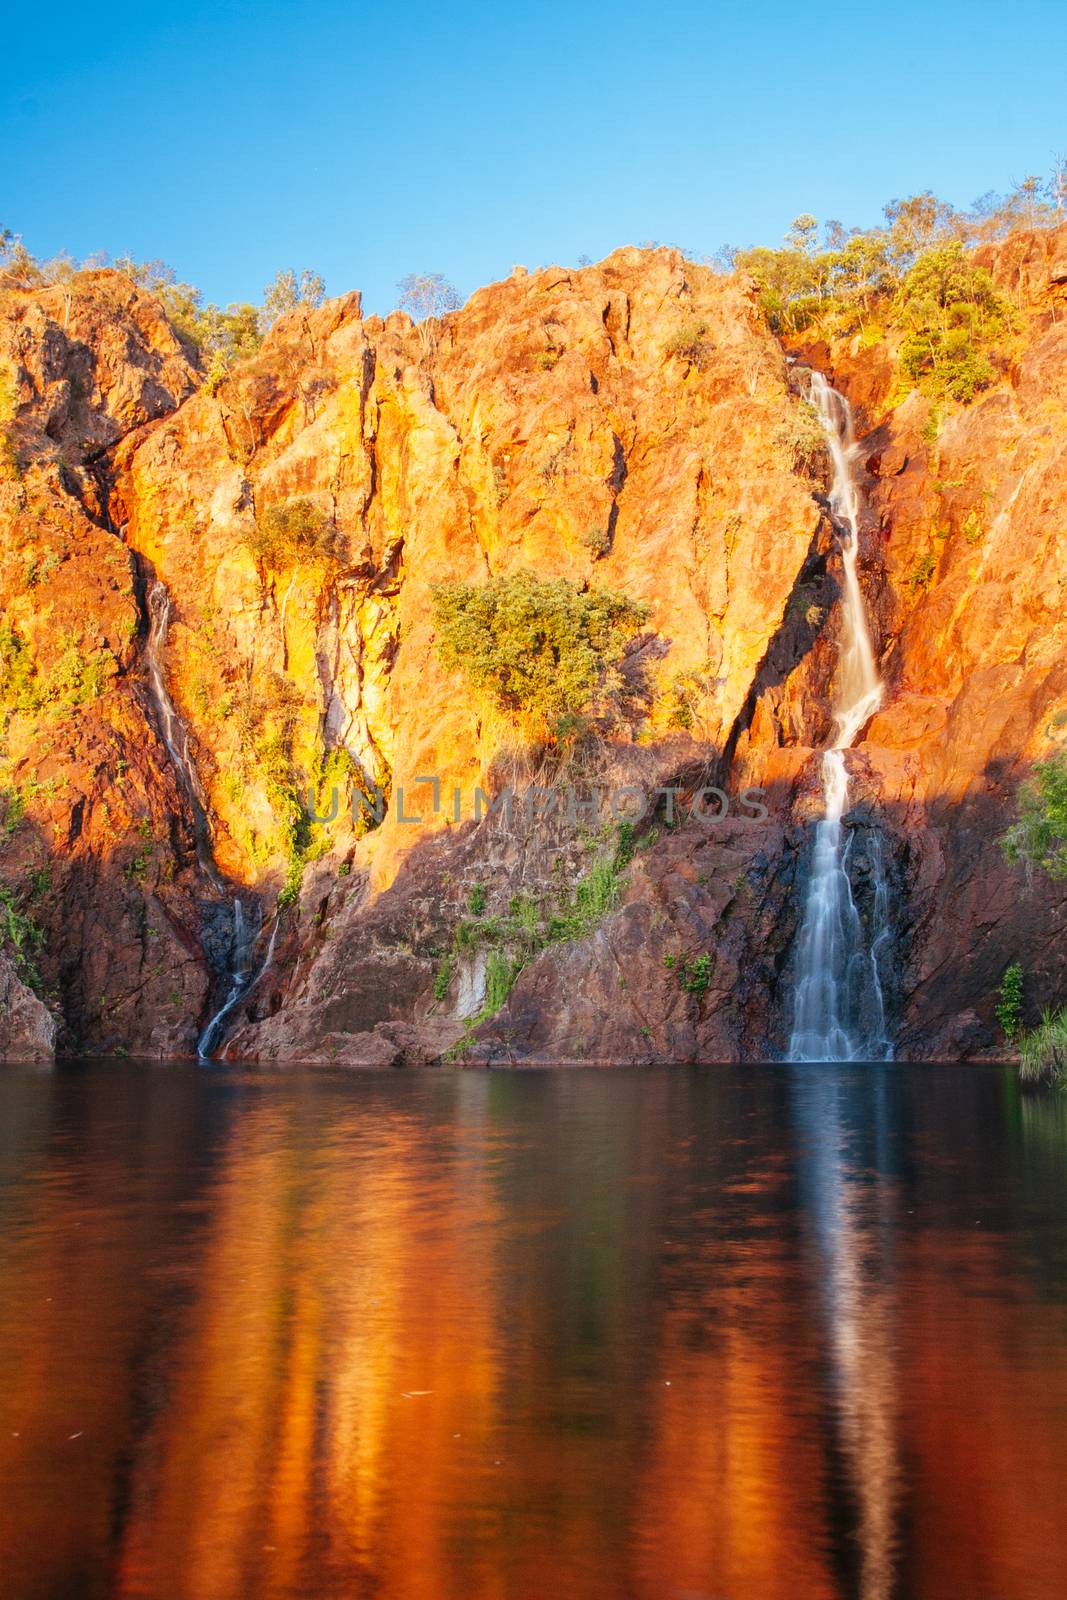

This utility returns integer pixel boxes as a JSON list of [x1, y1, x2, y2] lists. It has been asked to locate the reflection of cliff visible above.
[[115, 1083, 509, 1600], [3, 1067, 1067, 1597], [0, 1069, 234, 1598]]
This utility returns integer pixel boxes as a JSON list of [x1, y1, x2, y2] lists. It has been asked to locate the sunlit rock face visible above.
[[2, 230, 1067, 1061], [0, 272, 207, 1058], [755, 223, 1067, 1059]]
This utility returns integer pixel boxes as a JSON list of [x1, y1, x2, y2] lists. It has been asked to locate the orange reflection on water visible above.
[[0, 1065, 1066, 1600]]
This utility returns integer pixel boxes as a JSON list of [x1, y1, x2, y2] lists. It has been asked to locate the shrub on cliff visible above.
[[0, 357, 18, 476], [995, 963, 1025, 1041], [0, 624, 37, 715], [0, 883, 44, 990], [774, 398, 827, 473], [1004, 753, 1067, 880], [664, 321, 714, 369], [112, 257, 262, 377], [431, 570, 649, 739], [247, 498, 341, 571]]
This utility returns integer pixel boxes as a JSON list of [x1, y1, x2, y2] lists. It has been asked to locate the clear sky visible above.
[[3, 0, 1065, 317]]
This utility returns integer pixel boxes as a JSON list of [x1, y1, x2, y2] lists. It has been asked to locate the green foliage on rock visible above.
[[0, 357, 19, 477], [774, 398, 828, 472], [446, 823, 636, 1047], [1018, 1008, 1067, 1085], [0, 624, 111, 719], [663, 950, 713, 996], [0, 882, 44, 989], [0, 623, 38, 713], [111, 256, 262, 377], [908, 551, 938, 595], [995, 962, 1025, 1042], [730, 180, 1043, 402], [664, 320, 714, 370], [433, 952, 455, 1001], [894, 243, 1013, 402], [1004, 754, 1067, 880], [431, 570, 649, 739], [247, 498, 341, 571]]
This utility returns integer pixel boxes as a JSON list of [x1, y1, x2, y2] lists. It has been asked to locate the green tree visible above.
[[261, 268, 326, 330], [883, 191, 959, 270], [894, 242, 1012, 402], [431, 570, 649, 739], [0, 230, 40, 283], [786, 214, 819, 255], [1004, 753, 1067, 880], [112, 256, 262, 377]]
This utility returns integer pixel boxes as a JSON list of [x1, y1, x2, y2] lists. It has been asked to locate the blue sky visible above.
[[3, 0, 1065, 316]]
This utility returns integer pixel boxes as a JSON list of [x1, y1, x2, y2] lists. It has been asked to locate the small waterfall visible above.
[[197, 907, 280, 1061], [145, 582, 222, 893], [788, 373, 892, 1064], [143, 578, 273, 1061]]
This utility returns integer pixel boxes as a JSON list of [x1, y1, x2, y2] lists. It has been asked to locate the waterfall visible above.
[[143, 578, 272, 1061], [788, 373, 892, 1064], [145, 581, 223, 893], [197, 908, 280, 1061]]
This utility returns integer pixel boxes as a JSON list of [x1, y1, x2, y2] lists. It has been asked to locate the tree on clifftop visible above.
[[397, 273, 461, 321], [261, 268, 326, 330]]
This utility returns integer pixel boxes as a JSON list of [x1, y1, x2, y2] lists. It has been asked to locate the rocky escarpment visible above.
[[0, 272, 210, 1059], [2, 229, 1067, 1063], [110, 246, 822, 1063]]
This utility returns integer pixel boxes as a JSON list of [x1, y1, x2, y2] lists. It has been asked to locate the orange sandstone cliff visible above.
[[1, 232, 1066, 1063]]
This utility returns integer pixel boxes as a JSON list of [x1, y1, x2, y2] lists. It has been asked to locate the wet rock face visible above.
[[4, 228, 1067, 1062]]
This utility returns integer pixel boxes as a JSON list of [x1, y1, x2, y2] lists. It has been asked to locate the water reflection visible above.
[[0, 1064, 1066, 1599], [791, 1067, 900, 1600]]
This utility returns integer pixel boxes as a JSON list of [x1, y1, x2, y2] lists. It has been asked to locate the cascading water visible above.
[[145, 582, 223, 892], [788, 373, 892, 1064], [143, 578, 275, 1060], [197, 905, 280, 1060]]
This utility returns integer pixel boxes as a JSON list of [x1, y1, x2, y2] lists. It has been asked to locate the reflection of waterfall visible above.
[[791, 1066, 900, 1600], [144, 578, 273, 1061], [789, 373, 892, 1063]]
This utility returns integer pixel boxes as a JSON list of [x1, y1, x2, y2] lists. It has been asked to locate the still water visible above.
[[1, 1062, 1066, 1600]]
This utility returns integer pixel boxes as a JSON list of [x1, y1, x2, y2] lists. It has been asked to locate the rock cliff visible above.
[[2, 230, 1065, 1063]]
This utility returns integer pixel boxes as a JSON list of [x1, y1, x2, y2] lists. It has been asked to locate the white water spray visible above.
[[788, 374, 891, 1063]]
